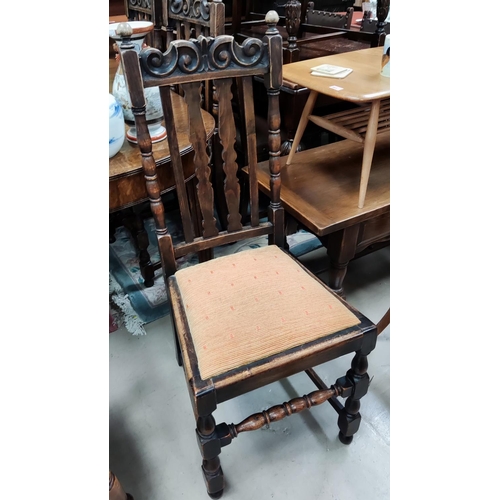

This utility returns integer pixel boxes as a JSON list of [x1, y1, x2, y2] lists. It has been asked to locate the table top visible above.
[[109, 57, 216, 180], [254, 130, 390, 235], [282, 47, 389, 103]]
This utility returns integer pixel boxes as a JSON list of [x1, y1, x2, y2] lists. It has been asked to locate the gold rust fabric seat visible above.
[[174, 245, 360, 379]]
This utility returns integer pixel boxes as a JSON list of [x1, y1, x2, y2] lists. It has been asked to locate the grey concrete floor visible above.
[[110, 245, 390, 500]]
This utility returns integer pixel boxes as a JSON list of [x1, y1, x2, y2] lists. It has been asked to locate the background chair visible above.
[[305, 3, 354, 29], [124, 0, 166, 48], [109, 0, 227, 286], [359, 15, 390, 34], [119, 11, 379, 498]]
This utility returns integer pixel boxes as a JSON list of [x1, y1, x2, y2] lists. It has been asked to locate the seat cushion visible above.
[[174, 245, 360, 379]]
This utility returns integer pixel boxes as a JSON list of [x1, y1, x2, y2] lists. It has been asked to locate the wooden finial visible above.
[[116, 22, 133, 37], [265, 10, 279, 26]]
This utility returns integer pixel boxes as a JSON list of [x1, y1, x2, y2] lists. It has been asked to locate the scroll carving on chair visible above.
[[118, 11, 378, 498]]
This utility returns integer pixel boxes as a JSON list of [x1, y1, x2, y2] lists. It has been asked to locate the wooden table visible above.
[[109, 57, 216, 211], [283, 47, 389, 208], [109, 57, 216, 285], [254, 131, 389, 296]]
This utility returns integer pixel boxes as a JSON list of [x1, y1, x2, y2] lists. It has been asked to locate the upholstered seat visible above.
[[173, 245, 360, 379]]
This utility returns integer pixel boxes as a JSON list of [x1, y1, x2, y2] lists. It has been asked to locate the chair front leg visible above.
[[197, 414, 224, 498], [337, 349, 372, 445]]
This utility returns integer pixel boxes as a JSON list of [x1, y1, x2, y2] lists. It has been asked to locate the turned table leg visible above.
[[326, 224, 360, 297]]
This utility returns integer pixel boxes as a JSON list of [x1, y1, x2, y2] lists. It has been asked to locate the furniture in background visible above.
[[167, 0, 225, 40], [119, 12, 379, 498], [284, 46, 390, 208], [305, 3, 354, 29], [360, 14, 390, 34], [110, 0, 126, 17], [124, 0, 166, 48], [232, 0, 389, 156], [109, 56, 216, 286], [285, 0, 390, 63], [109, 0, 225, 286], [252, 47, 390, 295], [253, 130, 390, 297]]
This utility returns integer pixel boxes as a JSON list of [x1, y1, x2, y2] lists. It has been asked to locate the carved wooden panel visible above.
[[139, 35, 269, 83], [169, 0, 211, 26], [214, 78, 242, 232], [305, 5, 354, 29]]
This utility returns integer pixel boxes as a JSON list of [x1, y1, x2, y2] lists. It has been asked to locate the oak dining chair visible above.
[[118, 11, 378, 498]]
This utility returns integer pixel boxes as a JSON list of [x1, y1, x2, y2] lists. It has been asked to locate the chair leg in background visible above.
[[197, 414, 224, 498], [122, 213, 155, 287]]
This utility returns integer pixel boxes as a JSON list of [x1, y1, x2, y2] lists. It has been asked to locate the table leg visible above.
[[123, 212, 155, 288], [358, 99, 381, 208], [326, 224, 360, 298], [285, 90, 318, 165]]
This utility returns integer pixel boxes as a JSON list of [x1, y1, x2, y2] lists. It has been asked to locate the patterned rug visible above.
[[109, 213, 322, 335]]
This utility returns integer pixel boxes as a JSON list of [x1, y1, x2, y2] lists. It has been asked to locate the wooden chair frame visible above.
[[118, 12, 378, 497]]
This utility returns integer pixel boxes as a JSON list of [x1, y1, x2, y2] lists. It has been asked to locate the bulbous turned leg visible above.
[[337, 351, 371, 445], [326, 225, 360, 298], [197, 414, 224, 498]]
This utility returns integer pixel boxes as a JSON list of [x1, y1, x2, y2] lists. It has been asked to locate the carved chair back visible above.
[[166, 0, 226, 110], [359, 16, 390, 35], [125, 0, 166, 48], [305, 3, 353, 29], [118, 14, 284, 279], [167, 0, 225, 42]]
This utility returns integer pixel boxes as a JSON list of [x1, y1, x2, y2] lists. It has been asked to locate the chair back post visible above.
[[117, 22, 177, 278], [210, 0, 226, 36], [263, 11, 285, 248], [284, 0, 302, 64], [119, 15, 285, 274]]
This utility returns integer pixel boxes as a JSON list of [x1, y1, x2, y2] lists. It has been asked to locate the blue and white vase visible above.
[[109, 21, 167, 144], [109, 93, 125, 158]]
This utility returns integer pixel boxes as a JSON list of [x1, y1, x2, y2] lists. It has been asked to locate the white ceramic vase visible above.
[[109, 21, 167, 144], [109, 93, 125, 158]]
